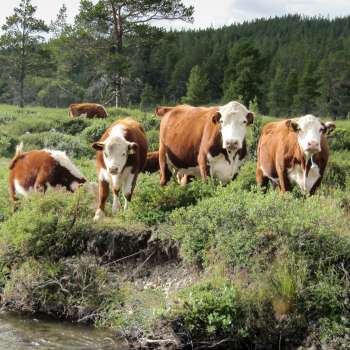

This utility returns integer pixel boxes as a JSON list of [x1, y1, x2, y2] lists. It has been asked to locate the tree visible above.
[[285, 69, 298, 115], [294, 61, 320, 115], [267, 65, 287, 116], [76, 0, 193, 107], [223, 42, 263, 108], [0, 0, 48, 107], [50, 4, 69, 38], [181, 65, 209, 105]]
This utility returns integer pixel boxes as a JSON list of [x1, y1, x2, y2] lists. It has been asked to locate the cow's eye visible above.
[[243, 120, 247, 124], [122, 153, 126, 156], [320, 128, 325, 133]]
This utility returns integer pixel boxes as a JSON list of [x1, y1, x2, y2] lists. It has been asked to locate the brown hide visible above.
[[158, 104, 248, 186], [69, 103, 108, 118], [143, 151, 160, 173], [9, 150, 86, 204], [256, 120, 330, 193]]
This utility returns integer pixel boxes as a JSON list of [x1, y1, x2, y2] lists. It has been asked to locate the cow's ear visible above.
[[325, 121, 336, 135], [286, 119, 299, 132], [92, 142, 104, 151], [212, 112, 221, 124], [246, 112, 254, 125], [128, 142, 138, 155]]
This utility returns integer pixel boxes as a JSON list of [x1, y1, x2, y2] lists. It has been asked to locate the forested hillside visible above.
[[1, 2, 350, 118]]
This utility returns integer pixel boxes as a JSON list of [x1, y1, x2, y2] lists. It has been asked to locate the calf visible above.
[[9, 143, 86, 205], [92, 118, 147, 221], [156, 101, 254, 186], [69, 103, 108, 118], [256, 115, 336, 194]]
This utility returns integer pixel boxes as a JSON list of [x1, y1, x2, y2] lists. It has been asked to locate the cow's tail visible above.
[[9, 142, 24, 169]]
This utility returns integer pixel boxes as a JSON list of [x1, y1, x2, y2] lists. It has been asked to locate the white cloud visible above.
[[1, 0, 350, 34]]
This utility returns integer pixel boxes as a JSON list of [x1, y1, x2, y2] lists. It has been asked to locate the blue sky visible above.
[[1, 0, 350, 31]]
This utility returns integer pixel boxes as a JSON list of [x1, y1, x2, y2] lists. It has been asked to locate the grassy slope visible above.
[[0, 105, 350, 348]]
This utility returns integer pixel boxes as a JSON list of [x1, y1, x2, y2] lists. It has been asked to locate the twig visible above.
[[102, 248, 148, 266]]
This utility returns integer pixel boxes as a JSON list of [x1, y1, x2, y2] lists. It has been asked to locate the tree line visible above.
[[1, 0, 350, 118]]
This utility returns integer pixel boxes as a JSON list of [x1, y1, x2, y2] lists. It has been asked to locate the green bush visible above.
[[0, 132, 18, 157], [329, 128, 350, 151], [82, 120, 110, 143], [125, 174, 216, 226], [57, 118, 89, 135], [0, 187, 95, 261], [19, 131, 93, 158]]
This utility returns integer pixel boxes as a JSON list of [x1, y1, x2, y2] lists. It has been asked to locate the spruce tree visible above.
[[285, 69, 299, 115], [267, 65, 286, 116], [181, 65, 209, 105]]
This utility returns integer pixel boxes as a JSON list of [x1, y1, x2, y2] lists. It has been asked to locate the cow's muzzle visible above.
[[224, 140, 240, 151]]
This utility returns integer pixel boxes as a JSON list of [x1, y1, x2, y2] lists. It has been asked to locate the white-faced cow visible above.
[[92, 118, 147, 221], [256, 114, 336, 194], [9, 143, 86, 206], [156, 101, 254, 186]]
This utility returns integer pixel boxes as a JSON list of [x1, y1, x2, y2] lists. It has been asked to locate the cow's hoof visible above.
[[93, 209, 105, 222]]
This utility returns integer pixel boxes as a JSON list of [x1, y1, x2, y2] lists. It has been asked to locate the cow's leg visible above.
[[198, 151, 208, 181], [159, 141, 171, 186], [122, 169, 137, 210], [110, 174, 123, 215], [94, 180, 109, 221], [276, 164, 291, 193], [34, 170, 48, 192], [309, 177, 322, 196], [112, 189, 121, 214], [256, 166, 269, 191]]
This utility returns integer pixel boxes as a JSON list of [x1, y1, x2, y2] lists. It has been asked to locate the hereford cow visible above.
[[143, 151, 160, 173], [9, 143, 86, 206], [69, 103, 108, 118], [256, 114, 336, 194], [156, 101, 254, 186], [92, 118, 147, 221]]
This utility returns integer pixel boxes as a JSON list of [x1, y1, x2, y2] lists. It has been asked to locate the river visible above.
[[0, 312, 128, 349]]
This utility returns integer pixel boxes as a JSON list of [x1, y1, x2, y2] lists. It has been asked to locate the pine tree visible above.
[[223, 42, 263, 107], [267, 65, 286, 116], [181, 65, 209, 105], [285, 69, 298, 115], [0, 0, 48, 107]]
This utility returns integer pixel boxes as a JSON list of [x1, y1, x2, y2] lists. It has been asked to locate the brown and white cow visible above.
[[142, 151, 160, 173], [69, 103, 108, 118], [256, 114, 336, 194], [156, 101, 254, 186], [9, 143, 86, 206], [92, 118, 147, 221]]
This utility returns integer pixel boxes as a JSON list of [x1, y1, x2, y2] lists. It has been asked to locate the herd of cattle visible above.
[[8, 101, 336, 221]]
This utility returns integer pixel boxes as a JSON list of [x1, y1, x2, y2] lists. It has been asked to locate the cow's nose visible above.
[[110, 167, 119, 174], [307, 141, 320, 151], [225, 140, 239, 150]]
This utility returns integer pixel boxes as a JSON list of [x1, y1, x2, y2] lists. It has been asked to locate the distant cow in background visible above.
[[156, 101, 254, 186], [256, 114, 336, 194], [9, 143, 86, 206], [92, 118, 148, 221], [69, 103, 108, 118]]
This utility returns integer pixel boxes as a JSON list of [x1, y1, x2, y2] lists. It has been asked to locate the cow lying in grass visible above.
[[9, 143, 86, 207], [92, 118, 147, 221], [256, 114, 336, 194], [69, 103, 108, 118]]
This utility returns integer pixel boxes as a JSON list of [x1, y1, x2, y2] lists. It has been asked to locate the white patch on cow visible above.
[[261, 166, 279, 185], [70, 181, 80, 191], [101, 124, 136, 175], [94, 208, 105, 222], [219, 101, 250, 151], [14, 179, 30, 197], [80, 113, 88, 118], [207, 151, 242, 185], [293, 115, 323, 158], [45, 150, 84, 180], [166, 155, 201, 178], [287, 162, 320, 193]]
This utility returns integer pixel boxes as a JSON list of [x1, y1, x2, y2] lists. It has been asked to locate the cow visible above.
[[156, 101, 254, 186], [68, 103, 108, 118], [91, 118, 148, 221], [256, 114, 336, 194], [143, 151, 160, 173], [9, 143, 86, 206]]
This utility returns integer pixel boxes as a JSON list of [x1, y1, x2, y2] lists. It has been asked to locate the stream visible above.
[[0, 312, 128, 349]]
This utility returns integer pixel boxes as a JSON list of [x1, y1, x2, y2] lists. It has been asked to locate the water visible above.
[[0, 312, 128, 350]]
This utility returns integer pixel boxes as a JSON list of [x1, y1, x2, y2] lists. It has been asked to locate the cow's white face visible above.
[[92, 126, 137, 175], [287, 115, 335, 158], [216, 101, 254, 152]]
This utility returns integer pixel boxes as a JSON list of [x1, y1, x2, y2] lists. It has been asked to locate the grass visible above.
[[0, 104, 350, 348]]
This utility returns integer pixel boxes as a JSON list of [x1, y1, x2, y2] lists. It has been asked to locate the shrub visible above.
[[0, 132, 18, 157], [82, 120, 110, 143], [57, 118, 89, 135], [125, 174, 216, 226], [19, 131, 93, 158], [0, 187, 95, 261], [328, 128, 350, 151]]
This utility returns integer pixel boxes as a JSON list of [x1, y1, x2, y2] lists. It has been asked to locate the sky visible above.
[[1, 0, 350, 31]]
